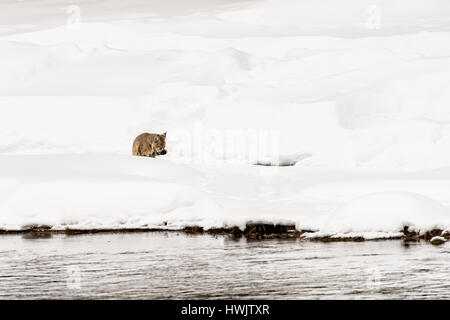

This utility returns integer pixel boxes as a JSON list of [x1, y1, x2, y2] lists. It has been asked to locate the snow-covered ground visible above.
[[1, 0, 450, 238]]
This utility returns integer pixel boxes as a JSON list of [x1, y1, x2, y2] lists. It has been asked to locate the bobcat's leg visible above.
[[132, 142, 139, 156]]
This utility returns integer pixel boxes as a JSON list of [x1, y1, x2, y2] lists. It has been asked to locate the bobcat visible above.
[[132, 132, 167, 157]]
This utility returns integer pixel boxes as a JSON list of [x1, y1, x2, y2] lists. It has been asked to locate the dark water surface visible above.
[[0, 232, 448, 299]]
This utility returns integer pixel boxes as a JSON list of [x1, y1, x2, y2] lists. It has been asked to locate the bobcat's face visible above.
[[152, 133, 166, 153]]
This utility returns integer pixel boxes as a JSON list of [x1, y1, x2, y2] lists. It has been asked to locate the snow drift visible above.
[[317, 192, 450, 236], [2, 1, 450, 169], [0, 155, 449, 238], [1, 0, 450, 237], [0, 155, 225, 231]]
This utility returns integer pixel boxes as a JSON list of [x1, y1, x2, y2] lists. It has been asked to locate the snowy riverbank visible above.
[[0, 155, 449, 240], [1, 0, 450, 240]]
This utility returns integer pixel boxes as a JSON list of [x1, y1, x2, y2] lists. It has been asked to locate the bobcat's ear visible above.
[[163, 132, 167, 137]]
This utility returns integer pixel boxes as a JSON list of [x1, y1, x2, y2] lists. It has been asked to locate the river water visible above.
[[0, 232, 448, 299]]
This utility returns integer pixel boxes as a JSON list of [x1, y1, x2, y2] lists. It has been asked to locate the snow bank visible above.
[[2, 0, 450, 237], [0, 180, 223, 230], [312, 192, 450, 236], [1, 1, 450, 169], [0, 155, 450, 238], [0, 155, 225, 231]]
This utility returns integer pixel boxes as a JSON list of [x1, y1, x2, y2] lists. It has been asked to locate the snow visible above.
[[1, 0, 450, 237], [314, 192, 450, 235], [430, 236, 446, 244], [0, 155, 225, 230], [1, 155, 450, 237]]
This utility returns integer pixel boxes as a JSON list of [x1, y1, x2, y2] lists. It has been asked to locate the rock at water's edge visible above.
[[430, 236, 446, 245]]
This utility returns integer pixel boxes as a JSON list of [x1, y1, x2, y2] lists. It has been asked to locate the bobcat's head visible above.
[[152, 132, 166, 154]]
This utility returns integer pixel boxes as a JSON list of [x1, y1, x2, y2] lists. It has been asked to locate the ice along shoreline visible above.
[[1, 223, 449, 244]]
